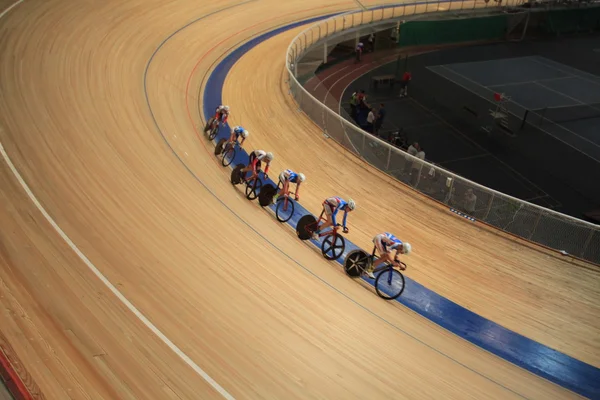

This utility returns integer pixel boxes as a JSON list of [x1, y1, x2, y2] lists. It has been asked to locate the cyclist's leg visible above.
[[240, 153, 257, 174], [372, 236, 392, 269], [317, 203, 334, 233]]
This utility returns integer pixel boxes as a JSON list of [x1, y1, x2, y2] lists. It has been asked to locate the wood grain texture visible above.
[[0, 0, 596, 398], [220, 24, 600, 367]]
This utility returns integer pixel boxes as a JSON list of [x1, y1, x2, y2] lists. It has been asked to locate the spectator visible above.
[[349, 91, 358, 121], [355, 42, 364, 62], [395, 130, 408, 150], [404, 142, 419, 173], [366, 108, 376, 133], [410, 146, 426, 186], [357, 90, 367, 108], [400, 71, 412, 97], [367, 33, 375, 52], [375, 103, 386, 136], [463, 189, 477, 215], [415, 146, 425, 162]]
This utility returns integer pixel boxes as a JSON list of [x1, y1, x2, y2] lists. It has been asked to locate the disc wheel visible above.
[[321, 234, 345, 260], [215, 138, 227, 155], [257, 184, 276, 207], [344, 250, 370, 277], [375, 265, 406, 300], [296, 215, 317, 240], [230, 164, 244, 185]]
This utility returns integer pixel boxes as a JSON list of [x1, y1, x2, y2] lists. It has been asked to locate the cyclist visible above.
[[239, 150, 274, 181], [366, 232, 411, 279], [229, 126, 249, 147], [205, 105, 230, 132], [313, 196, 355, 238], [275, 169, 305, 201]]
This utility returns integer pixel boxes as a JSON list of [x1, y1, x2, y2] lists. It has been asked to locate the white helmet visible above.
[[402, 242, 412, 255], [347, 198, 356, 210], [224, 105, 230, 111], [298, 173, 306, 182], [265, 152, 274, 162], [241, 129, 249, 139]]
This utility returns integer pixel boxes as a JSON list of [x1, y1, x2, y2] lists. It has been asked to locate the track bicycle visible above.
[[344, 246, 407, 300], [205, 117, 222, 141], [296, 211, 346, 260], [231, 164, 263, 200], [215, 138, 239, 167]]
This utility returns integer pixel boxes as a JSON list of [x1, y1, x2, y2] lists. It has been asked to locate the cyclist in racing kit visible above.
[[313, 196, 356, 239], [239, 149, 274, 180], [367, 232, 412, 279], [229, 126, 249, 146], [275, 169, 305, 201], [205, 105, 230, 132]]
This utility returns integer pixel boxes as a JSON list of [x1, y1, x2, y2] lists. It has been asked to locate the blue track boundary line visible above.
[[142, 6, 600, 399], [200, 11, 600, 400]]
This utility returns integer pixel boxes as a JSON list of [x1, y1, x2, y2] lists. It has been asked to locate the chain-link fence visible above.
[[286, 0, 600, 264]]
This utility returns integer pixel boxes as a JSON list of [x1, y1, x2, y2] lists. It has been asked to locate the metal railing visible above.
[[285, 0, 600, 264]]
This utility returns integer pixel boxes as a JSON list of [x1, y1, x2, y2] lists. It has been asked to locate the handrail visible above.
[[285, 0, 600, 262]]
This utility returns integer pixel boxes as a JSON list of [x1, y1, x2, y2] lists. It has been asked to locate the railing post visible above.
[[386, 147, 392, 171], [360, 11, 363, 25], [483, 193, 494, 221], [529, 209, 543, 240], [581, 229, 595, 258], [334, 18, 337, 33], [323, 41, 328, 64], [362, 131, 366, 153], [355, 31, 360, 46], [343, 16, 346, 29], [371, 9, 374, 23]]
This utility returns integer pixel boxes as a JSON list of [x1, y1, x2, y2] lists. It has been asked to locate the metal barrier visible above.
[[286, 0, 600, 264]]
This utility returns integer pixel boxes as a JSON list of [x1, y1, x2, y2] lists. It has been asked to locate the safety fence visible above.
[[286, 0, 600, 264]]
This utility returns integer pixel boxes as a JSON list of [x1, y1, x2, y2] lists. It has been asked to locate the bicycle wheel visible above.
[[215, 138, 227, 155], [245, 178, 262, 200], [296, 215, 317, 240], [230, 164, 244, 185], [204, 117, 215, 133], [208, 124, 219, 140], [222, 146, 236, 167], [258, 184, 276, 207], [321, 234, 345, 260], [375, 268, 406, 300], [343, 250, 370, 277], [275, 197, 295, 223]]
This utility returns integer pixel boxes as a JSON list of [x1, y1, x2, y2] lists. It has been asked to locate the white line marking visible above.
[[0, 2, 235, 399]]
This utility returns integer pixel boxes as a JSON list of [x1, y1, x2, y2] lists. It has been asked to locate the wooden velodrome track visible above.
[[1, 0, 599, 398]]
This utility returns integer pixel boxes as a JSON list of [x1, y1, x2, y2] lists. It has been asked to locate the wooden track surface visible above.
[[0, 0, 598, 398]]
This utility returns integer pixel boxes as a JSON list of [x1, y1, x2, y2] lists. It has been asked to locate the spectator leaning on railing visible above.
[[375, 103, 385, 136], [367, 108, 376, 133]]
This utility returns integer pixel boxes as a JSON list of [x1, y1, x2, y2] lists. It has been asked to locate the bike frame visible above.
[[370, 245, 404, 274], [306, 211, 339, 238]]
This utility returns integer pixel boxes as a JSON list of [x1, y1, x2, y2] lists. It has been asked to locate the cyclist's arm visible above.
[[264, 162, 270, 175], [251, 157, 260, 173], [295, 181, 301, 195], [342, 209, 349, 228], [331, 206, 339, 226]]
